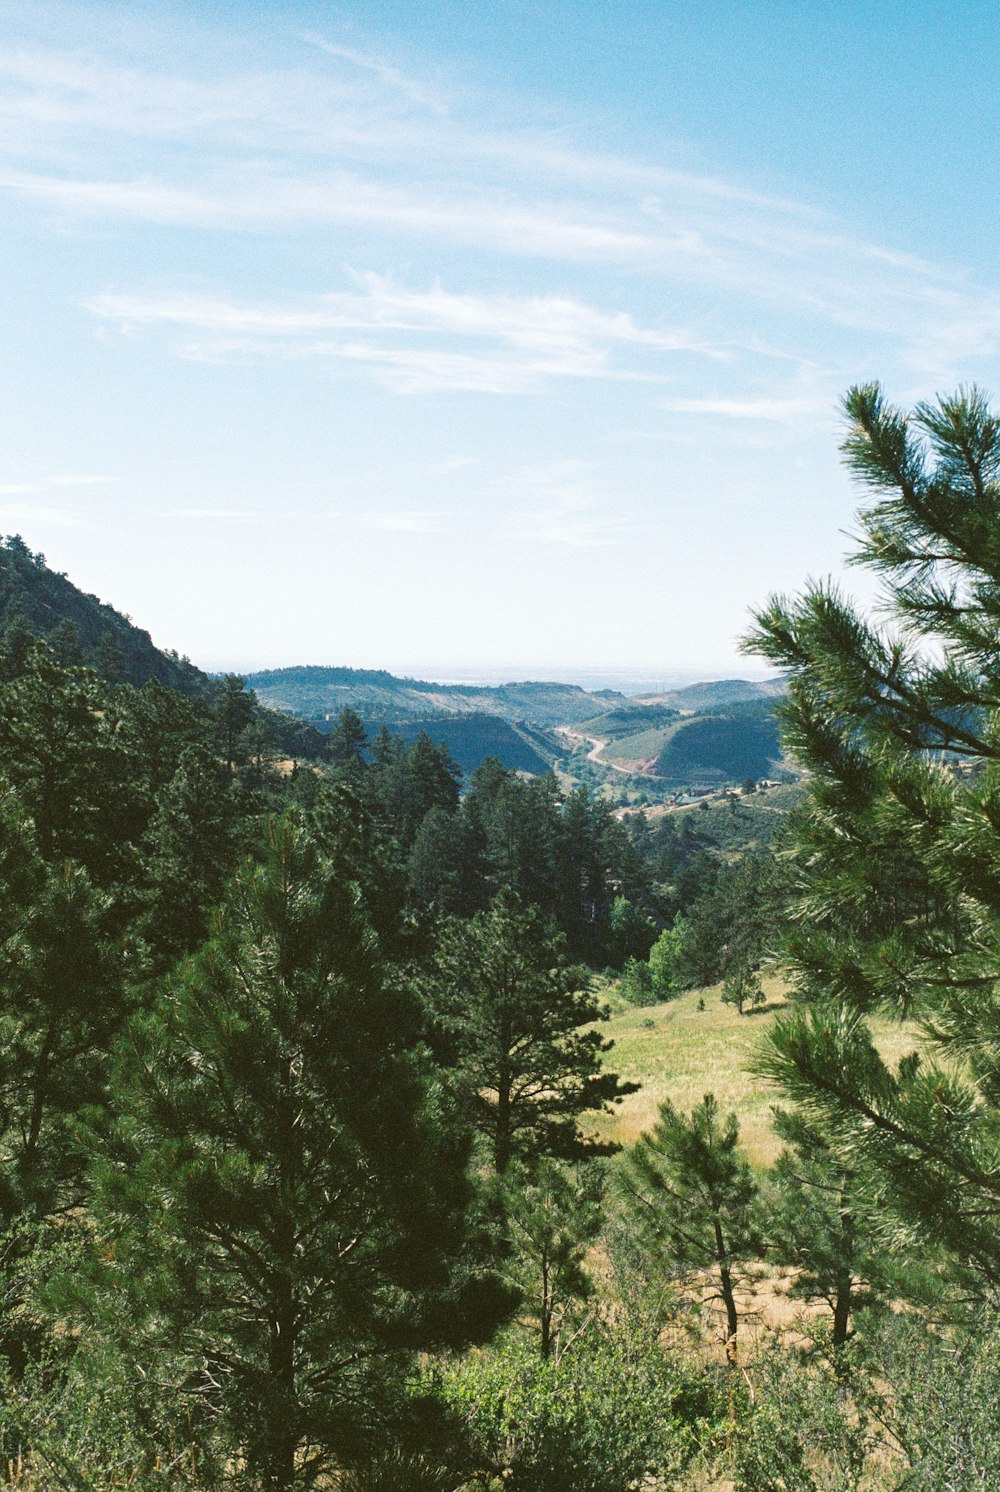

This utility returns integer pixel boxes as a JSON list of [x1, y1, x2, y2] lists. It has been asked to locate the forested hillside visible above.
[[0, 536, 327, 761], [577, 695, 785, 782], [0, 534, 209, 695]]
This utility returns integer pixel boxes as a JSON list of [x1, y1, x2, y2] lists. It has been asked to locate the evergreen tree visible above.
[[0, 645, 141, 891], [423, 894, 636, 1173], [214, 673, 255, 773], [618, 1095, 760, 1362], [407, 804, 483, 918], [765, 1109, 885, 1350], [87, 816, 506, 1490], [746, 383, 1000, 1294], [0, 796, 126, 1219], [140, 741, 239, 968], [500, 1158, 601, 1359], [326, 707, 367, 770], [720, 960, 765, 1016]]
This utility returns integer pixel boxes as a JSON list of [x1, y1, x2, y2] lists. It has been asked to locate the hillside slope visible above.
[[0, 536, 326, 758], [371, 715, 559, 777], [0, 535, 209, 695], [244, 664, 624, 727]]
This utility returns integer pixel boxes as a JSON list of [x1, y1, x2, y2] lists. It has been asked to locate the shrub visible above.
[[433, 1328, 724, 1492]]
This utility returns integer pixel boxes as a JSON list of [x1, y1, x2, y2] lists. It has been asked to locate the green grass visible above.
[[590, 975, 921, 1168]]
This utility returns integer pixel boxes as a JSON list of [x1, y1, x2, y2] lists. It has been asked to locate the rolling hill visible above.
[[576, 692, 787, 784], [371, 715, 559, 777], [243, 665, 625, 727]]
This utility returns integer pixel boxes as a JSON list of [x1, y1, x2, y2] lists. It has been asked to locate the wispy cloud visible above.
[[0, 473, 112, 495], [1, 35, 994, 368], [85, 275, 716, 393], [0, 503, 89, 529], [661, 393, 836, 423], [324, 509, 447, 534], [162, 507, 256, 521], [1, 24, 999, 402], [299, 33, 447, 115], [495, 461, 642, 548]]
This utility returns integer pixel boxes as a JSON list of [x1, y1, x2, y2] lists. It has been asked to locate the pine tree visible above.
[[0, 796, 126, 1219], [0, 645, 139, 886], [765, 1109, 888, 1350], [746, 383, 1000, 1293], [86, 816, 506, 1490], [618, 1095, 761, 1362], [499, 1158, 601, 1359], [423, 894, 636, 1173], [140, 741, 239, 968], [214, 673, 255, 773], [326, 707, 367, 770]]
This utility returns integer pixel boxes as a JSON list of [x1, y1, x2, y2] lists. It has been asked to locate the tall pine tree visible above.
[[746, 384, 1000, 1295]]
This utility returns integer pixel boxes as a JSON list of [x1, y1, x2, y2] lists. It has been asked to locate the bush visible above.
[[863, 1314, 1000, 1490], [732, 1339, 881, 1492], [433, 1328, 724, 1492]]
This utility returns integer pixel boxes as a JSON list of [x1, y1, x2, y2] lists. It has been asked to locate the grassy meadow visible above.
[[590, 975, 922, 1168]]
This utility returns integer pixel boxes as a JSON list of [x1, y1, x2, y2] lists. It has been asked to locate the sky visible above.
[[3, 0, 1000, 678]]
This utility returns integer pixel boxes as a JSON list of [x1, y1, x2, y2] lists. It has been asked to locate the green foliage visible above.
[[765, 1109, 893, 1347], [744, 383, 1000, 1297], [326, 705, 368, 768], [721, 961, 765, 1016], [139, 742, 239, 968], [648, 916, 686, 999], [86, 816, 506, 1490], [498, 1158, 601, 1358], [0, 799, 127, 1220], [607, 893, 657, 966], [434, 1328, 724, 1492], [860, 1313, 1000, 1488], [732, 1339, 883, 1492], [617, 955, 654, 1005], [423, 895, 636, 1172], [618, 1095, 761, 1359]]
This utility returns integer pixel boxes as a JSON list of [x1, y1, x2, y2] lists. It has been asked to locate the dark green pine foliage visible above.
[[618, 1095, 760, 1362], [499, 1157, 601, 1360], [309, 777, 412, 964], [0, 645, 141, 888], [407, 804, 484, 918], [765, 1109, 888, 1350], [326, 706, 367, 770], [139, 741, 240, 969], [461, 761, 560, 912], [0, 796, 126, 1220], [423, 894, 636, 1174], [214, 673, 256, 773], [369, 730, 462, 853], [746, 383, 1000, 1294], [86, 816, 502, 1490]]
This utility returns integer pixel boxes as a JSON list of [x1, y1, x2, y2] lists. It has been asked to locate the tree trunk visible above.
[[23, 1023, 55, 1178], [713, 1216, 739, 1364], [832, 1182, 854, 1353], [495, 1054, 513, 1173], [264, 1272, 298, 1492], [540, 1249, 552, 1360]]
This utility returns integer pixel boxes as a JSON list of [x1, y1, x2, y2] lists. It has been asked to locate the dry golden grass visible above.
[[589, 975, 921, 1168]]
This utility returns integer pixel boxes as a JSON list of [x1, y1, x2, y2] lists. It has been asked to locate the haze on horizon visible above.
[[3, 0, 1000, 677]]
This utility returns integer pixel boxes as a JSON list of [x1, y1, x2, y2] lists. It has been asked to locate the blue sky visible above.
[[3, 0, 1000, 676]]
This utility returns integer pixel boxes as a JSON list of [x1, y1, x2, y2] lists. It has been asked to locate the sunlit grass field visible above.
[[589, 975, 922, 1168]]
